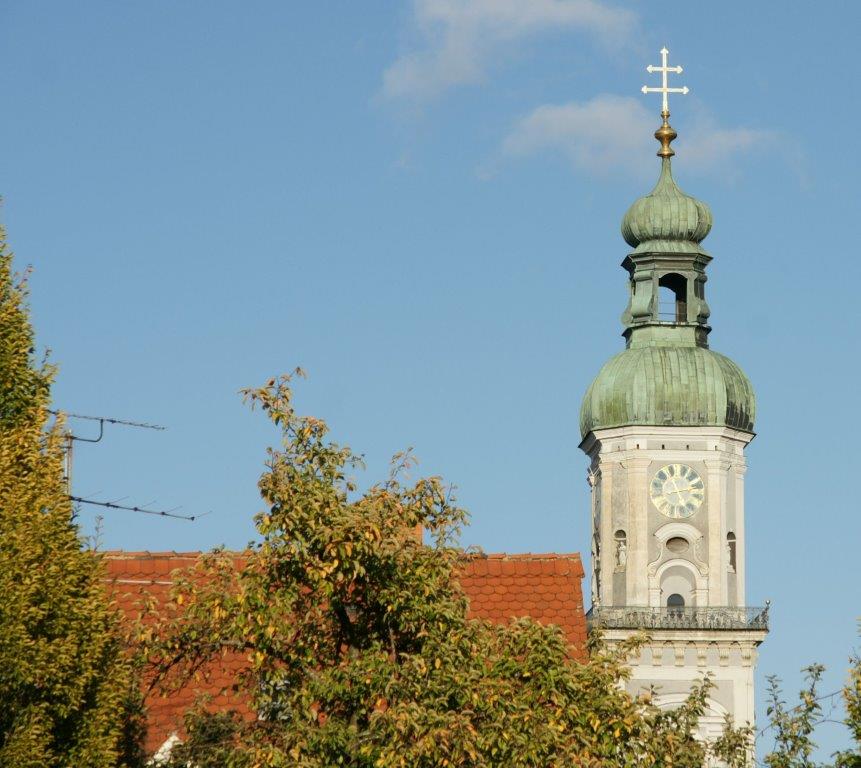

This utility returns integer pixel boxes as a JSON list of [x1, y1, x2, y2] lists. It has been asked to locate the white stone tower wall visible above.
[[582, 424, 766, 732]]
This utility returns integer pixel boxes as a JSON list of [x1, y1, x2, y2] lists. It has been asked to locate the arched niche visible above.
[[726, 531, 737, 572], [650, 557, 707, 608], [614, 529, 627, 570], [648, 522, 709, 576], [648, 523, 709, 606]]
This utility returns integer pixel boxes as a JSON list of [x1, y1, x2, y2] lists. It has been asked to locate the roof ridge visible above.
[[476, 552, 582, 561], [103, 550, 247, 559], [104, 550, 582, 561]]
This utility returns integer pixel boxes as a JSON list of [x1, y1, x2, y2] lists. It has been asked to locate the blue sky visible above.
[[1, 1, 859, 757]]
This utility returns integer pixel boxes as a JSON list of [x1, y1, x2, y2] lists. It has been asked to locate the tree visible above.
[[764, 666, 826, 768], [0, 233, 143, 767], [149, 372, 748, 767], [760, 650, 861, 768], [836, 648, 861, 768]]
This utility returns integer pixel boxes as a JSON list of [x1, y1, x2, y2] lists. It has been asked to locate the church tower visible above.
[[579, 49, 768, 736]]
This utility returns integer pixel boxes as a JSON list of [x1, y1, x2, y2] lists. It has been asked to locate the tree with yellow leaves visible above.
[[150, 373, 750, 767], [0, 233, 143, 767]]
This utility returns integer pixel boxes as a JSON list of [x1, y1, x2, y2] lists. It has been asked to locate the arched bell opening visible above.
[[658, 272, 687, 323]]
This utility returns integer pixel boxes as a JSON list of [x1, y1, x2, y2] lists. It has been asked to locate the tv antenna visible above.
[[50, 409, 201, 522], [49, 409, 165, 487]]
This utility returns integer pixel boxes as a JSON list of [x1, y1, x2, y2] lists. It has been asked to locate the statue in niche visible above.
[[614, 529, 627, 569], [616, 539, 627, 568], [726, 532, 737, 572]]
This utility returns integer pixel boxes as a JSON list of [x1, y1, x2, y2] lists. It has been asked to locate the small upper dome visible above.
[[621, 158, 712, 256], [580, 345, 755, 438]]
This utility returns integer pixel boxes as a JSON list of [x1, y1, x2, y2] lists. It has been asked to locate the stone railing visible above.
[[587, 605, 769, 632]]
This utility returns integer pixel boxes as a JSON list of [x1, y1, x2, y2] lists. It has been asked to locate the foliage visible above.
[[0, 235, 144, 767], [764, 666, 825, 768], [712, 713, 756, 768], [761, 650, 861, 768], [834, 649, 861, 768], [0, 251, 48, 430], [149, 372, 748, 767]]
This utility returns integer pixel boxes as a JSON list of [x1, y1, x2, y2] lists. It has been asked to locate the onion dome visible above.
[[579, 101, 755, 439], [580, 345, 755, 438], [621, 157, 712, 256]]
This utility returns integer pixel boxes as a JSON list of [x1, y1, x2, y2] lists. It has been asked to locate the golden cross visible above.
[[641, 47, 688, 115]]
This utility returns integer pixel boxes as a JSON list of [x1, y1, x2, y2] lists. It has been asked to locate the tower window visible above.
[[727, 532, 737, 571], [658, 273, 687, 322]]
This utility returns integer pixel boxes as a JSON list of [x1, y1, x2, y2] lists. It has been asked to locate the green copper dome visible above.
[[580, 109, 754, 440], [621, 158, 712, 256], [580, 345, 755, 437]]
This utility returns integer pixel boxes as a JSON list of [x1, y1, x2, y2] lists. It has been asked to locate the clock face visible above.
[[650, 464, 705, 519]]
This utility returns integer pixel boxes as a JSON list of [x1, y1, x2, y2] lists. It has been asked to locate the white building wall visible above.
[[582, 425, 767, 742]]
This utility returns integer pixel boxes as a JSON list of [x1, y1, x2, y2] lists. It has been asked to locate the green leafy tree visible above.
[[761, 650, 861, 768], [835, 649, 861, 768], [0, 233, 143, 767], [150, 372, 748, 767], [764, 666, 825, 768]]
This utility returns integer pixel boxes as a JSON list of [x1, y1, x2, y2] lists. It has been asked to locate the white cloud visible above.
[[501, 94, 777, 177], [383, 0, 636, 101], [502, 94, 651, 173]]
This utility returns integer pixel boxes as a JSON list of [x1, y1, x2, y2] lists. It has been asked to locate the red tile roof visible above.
[[105, 550, 586, 755], [105, 553, 251, 756], [459, 553, 587, 647]]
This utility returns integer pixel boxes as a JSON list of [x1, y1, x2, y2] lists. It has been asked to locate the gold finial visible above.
[[641, 47, 688, 158], [654, 112, 677, 158]]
